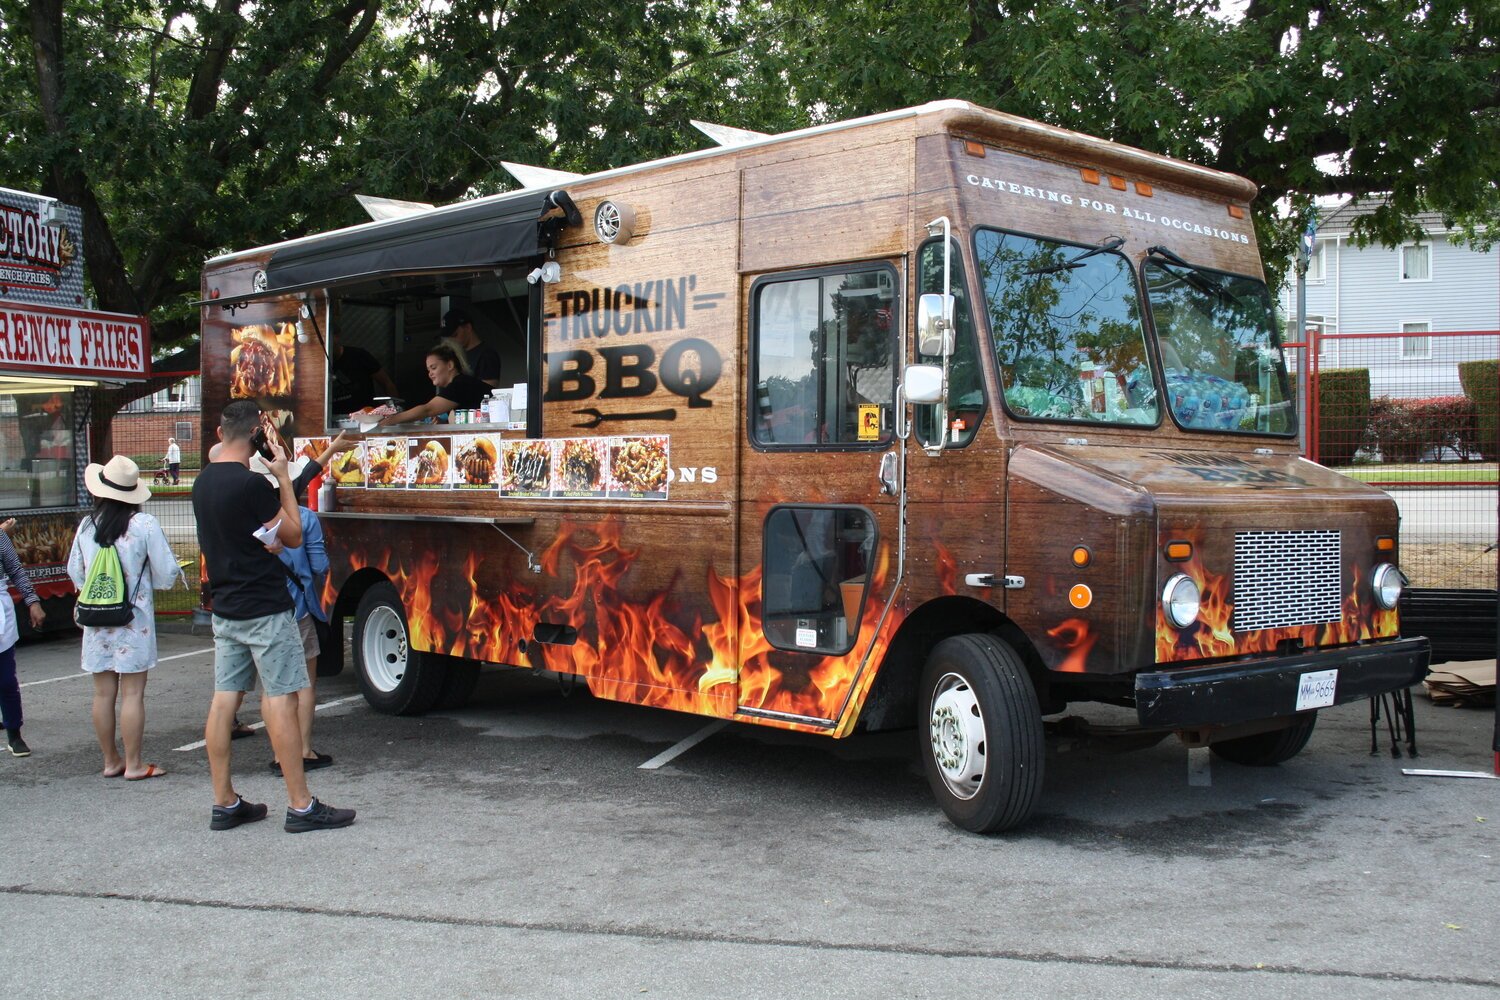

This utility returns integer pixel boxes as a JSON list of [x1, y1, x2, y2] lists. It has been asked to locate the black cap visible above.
[[442, 309, 471, 334]]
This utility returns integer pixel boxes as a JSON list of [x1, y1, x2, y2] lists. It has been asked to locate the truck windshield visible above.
[[975, 228, 1158, 426], [1143, 253, 1295, 435]]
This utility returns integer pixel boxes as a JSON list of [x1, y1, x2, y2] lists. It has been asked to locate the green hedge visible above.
[[1458, 360, 1499, 460], [1314, 368, 1370, 467]]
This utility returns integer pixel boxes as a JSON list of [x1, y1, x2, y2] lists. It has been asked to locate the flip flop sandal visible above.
[[125, 764, 166, 781], [231, 719, 256, 739]]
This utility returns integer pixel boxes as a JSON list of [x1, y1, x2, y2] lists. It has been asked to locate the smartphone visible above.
[[250, 426, 275, 461]]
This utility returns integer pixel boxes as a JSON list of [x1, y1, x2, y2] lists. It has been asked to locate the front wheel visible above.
[[919, 634, 1045, 833], [354, 581, 444, 715], [1211, 712, 1317, 766]]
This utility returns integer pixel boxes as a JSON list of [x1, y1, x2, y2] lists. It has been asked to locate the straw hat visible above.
[[84, 456, 153, 504]]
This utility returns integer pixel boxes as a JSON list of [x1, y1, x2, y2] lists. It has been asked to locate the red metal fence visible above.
[[1290, 329, 1500, 591]]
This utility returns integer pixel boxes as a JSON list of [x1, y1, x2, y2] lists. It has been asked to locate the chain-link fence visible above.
[[1290, 329, 1499, 591], [110, 377, 201, 616]]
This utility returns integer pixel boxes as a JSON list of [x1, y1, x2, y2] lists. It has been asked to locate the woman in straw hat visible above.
[[67, 456, 184, 779]]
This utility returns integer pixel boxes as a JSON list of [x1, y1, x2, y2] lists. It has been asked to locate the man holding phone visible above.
[[193, 401, 355, 832]]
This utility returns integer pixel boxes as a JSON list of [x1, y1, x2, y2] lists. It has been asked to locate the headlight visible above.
[[1372, 563, 1404, 609], [1162, 573, 1200, 628]]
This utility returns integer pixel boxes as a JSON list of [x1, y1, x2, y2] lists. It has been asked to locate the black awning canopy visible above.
[[263, 189, 557, 296]]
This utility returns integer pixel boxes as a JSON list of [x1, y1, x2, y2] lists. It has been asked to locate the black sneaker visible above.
[[269, 752, 332, 776], [284, 797, 356, 833], [7, 733, 30, 757], [210, 798, 269, 831]]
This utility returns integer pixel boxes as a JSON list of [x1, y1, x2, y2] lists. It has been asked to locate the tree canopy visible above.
[[2, 0, 1496, 350]]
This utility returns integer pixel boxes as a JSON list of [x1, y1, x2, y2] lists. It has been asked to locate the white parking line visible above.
[[638, 720, 729, 770], [173, 694, 364, 751], [19, 646, 216, 687]]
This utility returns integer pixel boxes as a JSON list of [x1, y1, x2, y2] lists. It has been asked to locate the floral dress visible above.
[[67, 513, 184, 674]]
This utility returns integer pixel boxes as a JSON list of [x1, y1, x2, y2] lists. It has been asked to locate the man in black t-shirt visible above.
[[194, 400, 356, 833], [443, 309, 502, 387]]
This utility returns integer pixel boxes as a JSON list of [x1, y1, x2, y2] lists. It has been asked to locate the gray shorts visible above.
[[212, 611, 308, 698], [298, 614, 320, 661]]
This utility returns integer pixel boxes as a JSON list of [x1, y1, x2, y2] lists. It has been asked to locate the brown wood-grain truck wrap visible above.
[[200, 101, 1428, 832]]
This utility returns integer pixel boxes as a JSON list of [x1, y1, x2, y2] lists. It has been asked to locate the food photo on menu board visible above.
[[500, 438, 553, 498], [409, 437, 453, 490], [607, 435, 670, 499], [453, 435, 499, 490], [554, 438, 609, 498], [364, 437, 408, 488], [229, 323, 297, 398]]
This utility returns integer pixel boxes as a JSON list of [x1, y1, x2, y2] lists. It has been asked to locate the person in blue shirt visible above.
[[0, 517, 45, 757], [271, 498, 331, 776]]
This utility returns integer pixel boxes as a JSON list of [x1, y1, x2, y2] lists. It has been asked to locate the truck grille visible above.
[[1233, 530, 1342, 632]]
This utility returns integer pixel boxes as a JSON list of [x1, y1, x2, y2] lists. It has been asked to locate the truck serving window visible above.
[[975, 228, 1158, 426], [1143, 253, 1295, 436], [916, 239, 983, 447], [0, 385, 76, 509], [751, 266, 897, 449]]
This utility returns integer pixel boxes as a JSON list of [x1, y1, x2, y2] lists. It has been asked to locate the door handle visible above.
[[878, 451, 899, 495]]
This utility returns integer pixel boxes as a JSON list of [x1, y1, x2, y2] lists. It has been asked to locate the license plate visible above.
[[1295, 668, 1338, 711]]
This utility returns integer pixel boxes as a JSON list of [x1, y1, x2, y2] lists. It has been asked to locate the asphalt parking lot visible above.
[[2, 630, 1497, 999]]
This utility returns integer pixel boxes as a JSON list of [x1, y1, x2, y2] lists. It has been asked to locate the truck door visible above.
[[737, 262, 903, 729]]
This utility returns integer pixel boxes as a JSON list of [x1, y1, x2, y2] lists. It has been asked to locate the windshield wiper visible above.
[[1145, 245, 1227, 298], [1027, 235, 1126, 275]]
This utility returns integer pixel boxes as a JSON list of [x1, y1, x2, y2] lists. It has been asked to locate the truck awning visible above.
[[263, 189, 558, 295]]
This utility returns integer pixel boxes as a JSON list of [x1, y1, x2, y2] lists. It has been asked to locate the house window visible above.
[[1285, 315, 1337, 366], [1400, 322, 1432, 360], [174, 421, 194, 443], [1400, 243, 1431, 281], [1305, 242, 1326, 282]]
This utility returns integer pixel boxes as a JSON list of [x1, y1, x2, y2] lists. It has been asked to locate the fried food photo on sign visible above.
[[557, 438, 606, 492], [455, 437, 498, 486], [609, 436, 669, 493], [501, 439, 551, 492], [229, 323, 296, 398], [366, 439, 407, 486], [413, 440, 450, 486], [328, 447, 365, 486]]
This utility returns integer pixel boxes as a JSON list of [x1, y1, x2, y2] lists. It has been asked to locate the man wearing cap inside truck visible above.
[[442, 309, 502, 387]]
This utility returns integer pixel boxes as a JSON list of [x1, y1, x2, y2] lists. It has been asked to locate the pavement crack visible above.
[[3, 883, 1494, 988]]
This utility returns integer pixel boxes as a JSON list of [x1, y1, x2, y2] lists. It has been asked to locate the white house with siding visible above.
[[1279, 199, 1499, 399]]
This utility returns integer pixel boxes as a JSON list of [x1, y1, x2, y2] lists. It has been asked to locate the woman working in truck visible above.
[[375, 344, 490, 427]]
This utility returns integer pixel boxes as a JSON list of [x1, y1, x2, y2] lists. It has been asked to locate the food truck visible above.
[[199, 101, 1428, 831], [0, 188, 151, 628]]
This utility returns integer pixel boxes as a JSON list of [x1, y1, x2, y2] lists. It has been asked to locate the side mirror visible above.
[[903, 364, 945, 404], [917, 294, 955, 357]]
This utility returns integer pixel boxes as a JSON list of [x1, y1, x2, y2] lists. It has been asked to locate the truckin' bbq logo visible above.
[[545, 273, 723, 418]]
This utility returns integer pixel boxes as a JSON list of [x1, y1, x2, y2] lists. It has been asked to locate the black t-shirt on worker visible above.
[[436, 372, 491, 411], [193, 461, 295, 620]]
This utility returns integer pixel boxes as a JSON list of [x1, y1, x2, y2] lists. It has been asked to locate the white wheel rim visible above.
[[929, 671, 987, 800], [362, 605, 408, 693]]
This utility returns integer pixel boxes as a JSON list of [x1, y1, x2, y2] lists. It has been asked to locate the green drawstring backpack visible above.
[[76, 533, 143, 627]]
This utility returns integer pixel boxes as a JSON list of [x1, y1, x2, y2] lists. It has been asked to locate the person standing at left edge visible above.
[[0, 517, 45, 757]]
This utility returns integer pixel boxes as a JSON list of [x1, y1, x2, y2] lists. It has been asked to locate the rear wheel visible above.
[[919, 634, 1045, 833], [1211, 712, 1317, 766], [354, 582, 443, 715]]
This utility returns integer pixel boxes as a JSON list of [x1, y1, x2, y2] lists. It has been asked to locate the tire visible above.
[[1211, 713, 1317, 766], [353, 582, 444, 715], [919, 634, 1045, 833], [433, 658, 481, 710]]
